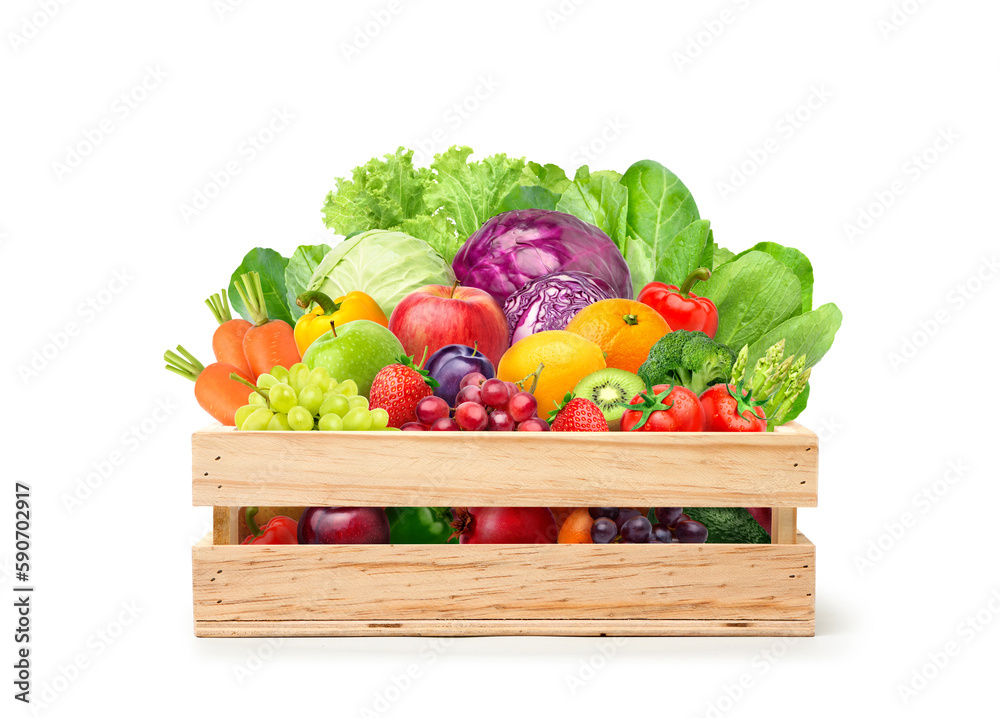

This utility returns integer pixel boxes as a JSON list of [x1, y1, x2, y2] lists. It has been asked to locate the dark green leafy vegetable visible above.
[[698, 251, 802, 350], [697, 230, 715, 270], [745, 303, 843, 371], [623, 238, 655, 295], [498, 185, 560, 212], [621, 159, 701, 284], [654, 219, 714, 287], [228, 248, 294, 326], [734, 242, 814, 313], [712, 243, 735, 269], [284, 244, 331, 320], [783, 383, 810, 424], [555, 167, 629, 249]]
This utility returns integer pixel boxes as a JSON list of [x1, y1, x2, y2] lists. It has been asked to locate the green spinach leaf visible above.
[[555, 168, 629, 249], [782, 383, 810, 424], [228, 248, 294, 326], [746, 303, 842, 369], [698, 230, 715, 271], [584, 168, 624, 184], [624, 237, 655, 298], [699, 251, 802, 349], [621, 160, 700, 277], [498, 185, 561, 212], [712, 243, 736, 269], [284, 244, 332, 319], [654, 219, 713, 286], [735, 242, 814, 313]]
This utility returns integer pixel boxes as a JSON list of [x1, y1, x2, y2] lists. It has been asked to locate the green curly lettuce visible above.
[[321, 146, 525, 263]]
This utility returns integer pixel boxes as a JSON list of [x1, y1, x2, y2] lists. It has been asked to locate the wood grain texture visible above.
[[193, 536, 815, 626], [194, 618, 815, 638], [771, 508, 798, 545], [192, 422, 818, 507], [213, 507, 238, 546]]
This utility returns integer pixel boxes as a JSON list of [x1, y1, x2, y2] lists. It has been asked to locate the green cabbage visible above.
[[306, 229, 455, 317]]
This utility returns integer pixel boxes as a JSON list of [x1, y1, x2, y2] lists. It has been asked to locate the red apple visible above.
[[388, 283, 509, 367]]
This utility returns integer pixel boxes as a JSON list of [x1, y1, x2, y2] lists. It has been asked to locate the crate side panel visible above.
[[193, 542, 815, 622], [192, 424, 817, 507]]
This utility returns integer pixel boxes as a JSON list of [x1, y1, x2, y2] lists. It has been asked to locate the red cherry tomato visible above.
[[620, 384, 705, 432], [699, 384, 766, 432]]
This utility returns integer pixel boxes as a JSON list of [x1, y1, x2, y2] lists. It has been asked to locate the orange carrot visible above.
[[164, 346, 253, 426], [205, 290, 254, 378], [234, 272, 301, 377]]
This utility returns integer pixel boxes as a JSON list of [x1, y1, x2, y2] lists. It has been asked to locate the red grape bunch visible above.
[[400, 373, 549, 431], [589, 507, 709, 543]]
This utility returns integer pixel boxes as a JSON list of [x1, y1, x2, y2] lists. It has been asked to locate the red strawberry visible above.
[[549, 395, 609, 432], [369, 353, 439, 428]]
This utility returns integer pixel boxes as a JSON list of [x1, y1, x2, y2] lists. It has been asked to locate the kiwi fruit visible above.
[[572, 369, 646, 431]]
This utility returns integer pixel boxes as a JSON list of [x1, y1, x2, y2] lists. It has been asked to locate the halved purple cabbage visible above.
[[503, 272, 615, 344], [452, 209, 632, 306]]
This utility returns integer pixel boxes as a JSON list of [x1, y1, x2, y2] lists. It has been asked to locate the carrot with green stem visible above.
[[234, 271, 301, 377], [164, 346, 254, 426], [205, 290, 254, 378]]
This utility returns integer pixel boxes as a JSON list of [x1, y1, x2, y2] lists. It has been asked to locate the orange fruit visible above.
[[564, 299, 671, 374], [497, 330, 606, 419], [551, 507, 577, 530], [557, 508, 594, 543]]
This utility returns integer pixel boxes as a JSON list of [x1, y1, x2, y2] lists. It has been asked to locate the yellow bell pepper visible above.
[[294, 290, 388, 355]]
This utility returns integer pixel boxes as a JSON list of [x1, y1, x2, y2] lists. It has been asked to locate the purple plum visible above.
[[424, 344, 495, 406]]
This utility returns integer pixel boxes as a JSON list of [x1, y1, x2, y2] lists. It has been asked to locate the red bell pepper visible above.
[[637, 268, 719, 338], [241, 507, 299, 545]]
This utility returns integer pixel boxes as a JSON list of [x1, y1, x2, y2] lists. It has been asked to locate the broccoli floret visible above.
[[639, 331, 690, 374], [638, 330, 736, 397]]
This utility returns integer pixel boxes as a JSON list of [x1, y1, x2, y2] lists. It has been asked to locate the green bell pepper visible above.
[[385, 507, 456, 544]]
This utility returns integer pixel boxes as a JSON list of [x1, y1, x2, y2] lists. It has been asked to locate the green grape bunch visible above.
[[232, 363, 394, 432]]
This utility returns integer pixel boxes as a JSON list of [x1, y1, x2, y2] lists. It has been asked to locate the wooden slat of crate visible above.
[[195, 619, 815, 638], [192, 422, 817, 508], [771, 507, 798, 544], [192, 534, 815, 637], [213, 507, 239, 546]]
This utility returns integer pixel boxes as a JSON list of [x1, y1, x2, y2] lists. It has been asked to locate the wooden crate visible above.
[[192, 422, 818, 637]]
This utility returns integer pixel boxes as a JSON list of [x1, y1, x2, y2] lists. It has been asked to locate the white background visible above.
[[2, 1, 998, 716]]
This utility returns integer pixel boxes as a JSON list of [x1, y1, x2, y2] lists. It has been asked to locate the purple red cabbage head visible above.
[[503, 271, 615, 344], [451, 209, 632, 306]]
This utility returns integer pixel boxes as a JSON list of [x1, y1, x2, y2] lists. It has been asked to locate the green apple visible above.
[[302, 320, 404, 397]]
